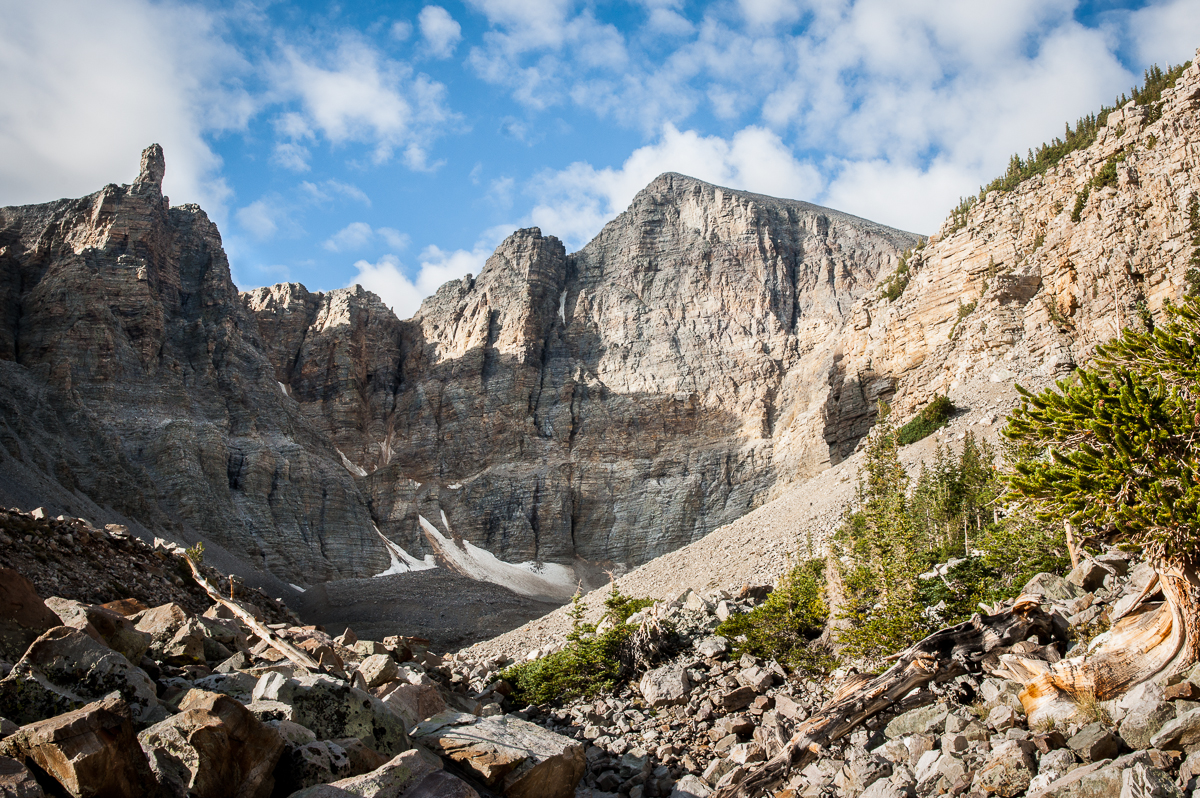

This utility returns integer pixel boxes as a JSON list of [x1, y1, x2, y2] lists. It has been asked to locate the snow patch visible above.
[[374, 524, 437, 577], [448, 483, 462, 489], [288, 583, 306, 593], [418, 514, 576, 599], [278, 381, 289, 397], [558, 290, 567, 324], [337, 449, 368, 478]]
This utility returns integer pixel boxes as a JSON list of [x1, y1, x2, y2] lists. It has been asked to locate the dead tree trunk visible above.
[[716, 596, 1057, 798]]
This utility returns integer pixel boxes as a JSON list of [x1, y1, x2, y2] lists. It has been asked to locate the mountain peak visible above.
[[132, 143, 165, 195]]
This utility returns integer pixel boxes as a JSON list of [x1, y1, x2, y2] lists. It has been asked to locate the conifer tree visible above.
[[1004, 297, 1200, 663]]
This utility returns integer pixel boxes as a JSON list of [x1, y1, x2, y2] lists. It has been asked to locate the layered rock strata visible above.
[[245, 177, 917, 569]]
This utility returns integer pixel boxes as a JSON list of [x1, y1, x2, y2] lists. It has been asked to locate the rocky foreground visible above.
[[1, 503, 1197, 798]]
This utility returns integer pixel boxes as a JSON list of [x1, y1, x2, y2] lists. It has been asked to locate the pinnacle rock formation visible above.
[[0, 144, 390, 583]]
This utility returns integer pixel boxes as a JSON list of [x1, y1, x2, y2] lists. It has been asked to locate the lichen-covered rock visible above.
[[973, 739, 1038, 796], [884, 704, 950, 739], [43, 597, 151, 664], [1121, 700, 1177, 751], [357, 654, 398, 690], [1119, 761, 1184, 798], [0, 755, 43, 798], [413, 711, 584, 798], [0, 627, 160, 726], [252, 672, 410, 757], [1150, 707, 1200, 752], [0, 695, 155, 798], [378, 682, 446, 729], [639, 665, 690, 708], [137, 689, 284, 798], [134, 603, 207, 666]]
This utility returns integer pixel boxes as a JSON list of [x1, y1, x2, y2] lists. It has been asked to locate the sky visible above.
[[2, 1, 1199, 319]]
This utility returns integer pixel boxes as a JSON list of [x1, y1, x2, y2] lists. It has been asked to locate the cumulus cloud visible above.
[[271, 36, 458, 169], [348, 227, 511, 319], [237, 197, 292, 241], [0, 0, 249, 215], [528, 123, 822, 249], [419, 6, 463, 58], [300, 179, 371, 206], [324, 222, 410, 252]]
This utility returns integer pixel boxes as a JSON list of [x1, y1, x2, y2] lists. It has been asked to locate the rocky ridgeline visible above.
[[441, 550, 1200, 798]]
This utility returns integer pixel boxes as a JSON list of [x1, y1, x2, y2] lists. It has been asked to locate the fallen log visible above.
[[715, 595, 1057, 798], [184, 555, 325, 675]]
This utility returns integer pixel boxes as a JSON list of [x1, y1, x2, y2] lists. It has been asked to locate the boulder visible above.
[[412, 711, 584, 798], [884, 705, 950, 739], [1068, 560, 1111, 591], [1121, 701, 1177, 751], [1028, 759, 1122, 798], [378, 682, 446, 728], [0, 756, 43, 798], [358, 654, 398, 690], [639, 665, 690, 708], [192, 671, 258, 702], [973, 739, 1037, 797], [1068, 723, 1121, 763], [273, 739, 354, 795], [670, 773, 713, 797], [1027, 748, 1078, 793], [135, 603, 207, 666], [0, 570, 59, 664], [289, 747, 480, 798], [737, 666, 773, 693], [138, 689, 284, 798], [719, 687, 755, 711], [1119, 761, 1184, 798], [1022, 572, 1086, 601], [252, 672, 410, 756], [695, 637, 729, 659], [1150, 708, 1200, 751], [43, 598, 151, 664], [100, 598, 148, 617], [0, 695, 154, 798], [0, 627, 161, 726]]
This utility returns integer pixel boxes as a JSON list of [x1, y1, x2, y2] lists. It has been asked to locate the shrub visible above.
[[1071, 188, 1090, 223], [501, 586, 658, 706], [715, 559, 833, 675], [897, 395, 955, 446]]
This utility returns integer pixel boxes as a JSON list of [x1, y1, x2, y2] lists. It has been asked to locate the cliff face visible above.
[[0, 146, 389, 581], [250, 175, 918, 568], [842, 54, 1200, 417]]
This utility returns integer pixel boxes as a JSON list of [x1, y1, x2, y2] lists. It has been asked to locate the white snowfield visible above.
[[337, 449, 369, 478], [418, 513, 578, 600], [373, 525, 437, 576]]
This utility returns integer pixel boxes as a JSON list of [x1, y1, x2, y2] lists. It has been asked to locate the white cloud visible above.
[[237, 198, 289, 241], [300, 179, 371, 206], [0, 0, 250, 216], [271, 142, 311, 172], [324, 221, 411, 252], [528, 123, 823, 249], [419, 6, 462, 58], [1120, 0, 1200, 67], [348, 227, 511, 319], [391, 20, 413, 41], [272, 36, 457, 169]]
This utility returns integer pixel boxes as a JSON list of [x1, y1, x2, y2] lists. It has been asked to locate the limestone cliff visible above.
[[842, 53, 1200, 418], [0, 145, 390, 581], [249, 176, 918, 569]]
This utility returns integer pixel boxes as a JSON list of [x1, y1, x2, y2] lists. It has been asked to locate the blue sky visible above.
[[2, 0, 1199, 318]]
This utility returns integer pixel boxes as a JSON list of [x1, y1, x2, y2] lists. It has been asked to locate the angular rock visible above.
[[719, 687, 755, 711], [695, 637, 729, 659], [1028, 759, 1121, 798], [973, 739, 1037, 797], [1068, 723, 1121, 763], [0, 627, 160, 726], [252, 673, 411, 757], [0, 756, 43, 798], [988, 705, 1019, 731], [1022, 573, 1085, 602], [1121, 701, 1177, 751], [639, 665, 690, 708], [1119, 761, 1184, 798], [0, 570, 59, 664], [378, 682, 446, 729], [274, 739, 354, 795], [885, 705, 950, 739], [0, 695, 154, 798], [1150, 708, 1200, 751], [412, 711, 584, 798], [135, 603, 207, 666], [671, 774, 713, 798], [737, 666, 773, 693], [138, 689, 284, 798], [43, 598, 151, 664], [358, 654, 398, 690], [1068, 560, 1111, 591], [1027, 748, 1077, 794]]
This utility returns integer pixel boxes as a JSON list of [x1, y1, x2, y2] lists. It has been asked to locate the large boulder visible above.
[[0, 627, 161, 726], [138, 689, 284, 798], [1022, 573, 1085, 602], [0, 694, 155, 797], [43, 597, 152, 664], [0, 570, 59, 664], [412, 711, 585, 798], [884, 705, 950, 739], [289, 748, 480, 797], [378, 682, 446, 729], [639, 665, 690, 708], [973, 739, 1038, 797], [1119, 762, 1184, 798], [135, 603, 207, 666], [1150, 707, 1200, 751], [252, 672, 410, 757], [358, 655, 398, 690], [1027, 759, 1122, 798], [1121, 701, 1177, 751]]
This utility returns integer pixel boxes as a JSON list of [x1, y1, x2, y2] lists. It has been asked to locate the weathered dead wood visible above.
[[994, 563, 1198, 727], [716, 596, 1056, 798], [185, 556, 324, 674]]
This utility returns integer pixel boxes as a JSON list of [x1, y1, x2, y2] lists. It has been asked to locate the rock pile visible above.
[[445, 549, 1199, 798], [0, 532, 588, 798]]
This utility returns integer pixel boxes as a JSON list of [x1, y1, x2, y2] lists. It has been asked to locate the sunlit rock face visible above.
[[253, 173, 918, 571]]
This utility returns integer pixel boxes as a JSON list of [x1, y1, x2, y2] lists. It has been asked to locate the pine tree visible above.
[[1003, 297, 1200, 662]]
